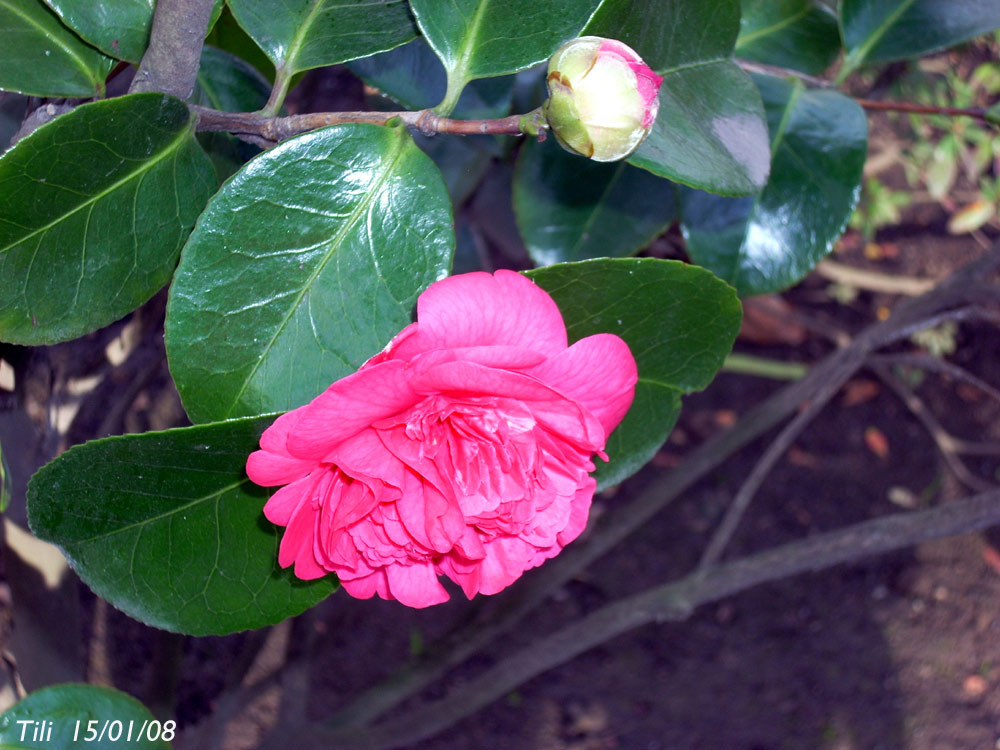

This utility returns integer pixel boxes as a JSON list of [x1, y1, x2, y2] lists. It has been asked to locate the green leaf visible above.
[[679, 74, 868, 296], [629, 61, 771, 195], [409, 0, 600, 111], [586, 0, 771, 195], [736, 0, 841, 75], [227, 0, 417, 75], [0, 93, 216, 345], [42, 0, 153, 62], [0, 0, 114, 97], [513, 137, 677, 266], [165, 123, 454, 424], [0, 684, 169, 748], [347, 37, 515, 120], [27, 416, 336, 635], [204, 4, 276, 82], [585, 0, 741, 72], [841, 0, 1000, 72], [527, 258, 741, 488], [192, 45, 271, 183]]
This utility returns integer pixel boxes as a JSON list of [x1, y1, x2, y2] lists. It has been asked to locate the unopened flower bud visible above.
[[544, 36, 663, 162]]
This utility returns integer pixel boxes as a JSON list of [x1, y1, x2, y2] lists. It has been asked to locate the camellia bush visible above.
[[1, 0, 1000, 746]]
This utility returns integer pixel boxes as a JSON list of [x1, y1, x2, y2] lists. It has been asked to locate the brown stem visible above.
[[855, 98, 991, 121], [192, 105, 531, 145], [129, 0, 215, 99]]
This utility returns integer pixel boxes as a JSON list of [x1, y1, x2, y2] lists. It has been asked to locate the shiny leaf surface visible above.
[[0, 684, 168, 748], [27, 416, 337, 635], [629, 61, 770, 195], [585, 0, 740, 72], [0, 0, 114, 97], [410, 0, 599, 92], [166, 123, 454, 423], [680, 74, 868, 296], [514, 137, 677, 265], [737, 0, 841, 75], [0, 93, 215, 345], [42, 0, 153, 62], [586, 0, 770, 195], [841, 0, 1000, 70], [227, 0, 417, 74], [527, 258, 741, 487]]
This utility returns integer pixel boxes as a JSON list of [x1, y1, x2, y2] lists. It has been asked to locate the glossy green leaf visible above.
[[166, 123, 454, 424], [192, 45, 271, 183], [513, 137, 677, 266], [347, 37, 515, 120], [42, 0, 152, 62], [204, 4, 276, 82], [0, 684, 169, 748], [527, 258, 741, 487], [227, 0, 417, 75], [680, 74, 868, 296], [841, 0, 1000, 71], [0, 0, 114, 97], [629, 61, 770, 195], [585, 0, 741, 72], [736, 0, 841, 75], [410, 0, 599, 110], [587, 0, 770, 196], [0, 93, 216, 345], [416, 133, 498, 207], [27, 416, 336, 635]]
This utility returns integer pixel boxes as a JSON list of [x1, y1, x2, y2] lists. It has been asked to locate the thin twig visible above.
[[868, 352, 1000, 405], [816, 259, 937, 296], [735, 59, 834, 88], [872, 362, 997, 493], [192, 105, 534, 147], [696, 392, 831, 571], [855, 97, 994, 122], [311, 488, 1000, 750]]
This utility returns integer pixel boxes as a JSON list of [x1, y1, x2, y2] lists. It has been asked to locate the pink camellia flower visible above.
[[545, 36, 664, 162], [246, 270, 637, 608]]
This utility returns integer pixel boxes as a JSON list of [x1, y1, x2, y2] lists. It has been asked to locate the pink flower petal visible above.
[[285, 361, 421, 460], [389, 270, 568, 359], [385, 562, 450, 607], [524, 333, 637, 436], [340, 570, 390, 600], [246, 450, 315, 486]]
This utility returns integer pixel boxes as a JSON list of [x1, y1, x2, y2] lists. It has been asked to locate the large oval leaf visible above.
[[841, 0, 1000, 72], [27, 416, 336, 635], [0, 93, 215, 345], [165, 122, 454, 424], [736, 0, 841, 76], [410, 0, 599, 110], [527, 258, 741, 488], [587, 0, 770, 195], [0, 684, 168, 749], [679, 74, 868, 296], [513, 137, 677, 266], [227, 0, 417, 75], [42, 0, 153, 62], [0, 0, 114, 97]]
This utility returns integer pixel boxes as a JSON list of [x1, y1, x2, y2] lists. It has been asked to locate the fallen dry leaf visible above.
[[864, 426, 890, 459]]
